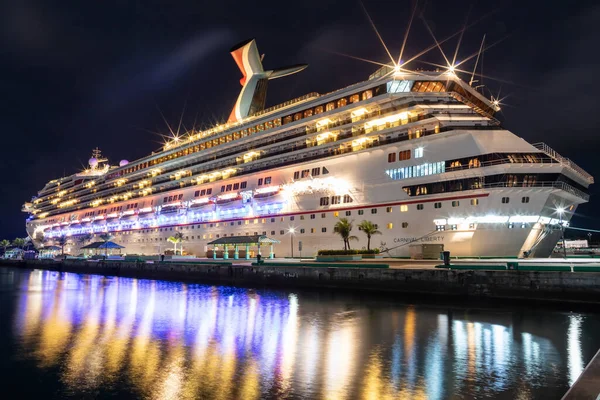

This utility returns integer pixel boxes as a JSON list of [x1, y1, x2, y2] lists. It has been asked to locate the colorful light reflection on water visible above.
[[1, 268, 599, 399]]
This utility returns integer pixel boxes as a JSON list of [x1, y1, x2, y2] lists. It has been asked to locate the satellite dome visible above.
[[119, 160, 129, 167], [88, 158, 98, 167]]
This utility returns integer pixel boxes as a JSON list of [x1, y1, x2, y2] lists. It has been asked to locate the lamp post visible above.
[[288, 227, 295, 258], [557, 207, 567, 259]]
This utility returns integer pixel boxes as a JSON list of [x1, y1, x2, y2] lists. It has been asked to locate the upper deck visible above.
[[25, 67, 576, 223]]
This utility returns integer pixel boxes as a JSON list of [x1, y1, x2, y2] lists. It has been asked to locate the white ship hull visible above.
[[27, 129, 586, 258]]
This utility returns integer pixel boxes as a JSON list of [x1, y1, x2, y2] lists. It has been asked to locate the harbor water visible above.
[[1, 267, 599, 399]]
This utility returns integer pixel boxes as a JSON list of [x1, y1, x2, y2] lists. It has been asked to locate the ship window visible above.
[[402, 222, 409, 228], [258, 178, 263, 186], [350, 94, 360, 103], [501, 197, 510, 204], [233, 183, 239, 190], [388, 153, 396, 163], [523, 175, 537, 187], [343, 194, 352, 203], [207, 188, 212, 194], [508, 223, 514, 229], [300, 228, 305, 234], [312, 167, 320, 176], [304, 109, 313, 118], [358, 210, 364, 215], [310, 214, 316, 219], [331, 196, 341, 205], [434, 202, 442, 209], [345, 211, 351, 216], [399, 150, 411, 161], [436, 225, 445, 231], [226, 184, 232, 191], [221, 185, 225, 192], [264, 177, 271, 184], [452, 201, 460, 207], [333, 211, 339, 217], [362, 90, 373, 100], [314, 105, 324, 115], [320, 197, 329, 206], [522, 196, 530, 203], [371, 208, 377, 214], [294, 113, 302, 121], [322, 167, 329, 174], [468, 158, 481, 168], [400, 205, 408, 212], [301, 169, 310, 178], [283, 116, 292, 124], [321, 213, 326, 218], [386, 207, 392, 213], [449, 160, 462, 169], [414, 147, 424, 158], [471, 199, 479, 206], [387, 223, 393, 229], [417, 204, 424, 210], [293, 171, 300, 180], [450, 225, 457, 231], [326, 102, 335, 111], [321, 227, 326, 233]]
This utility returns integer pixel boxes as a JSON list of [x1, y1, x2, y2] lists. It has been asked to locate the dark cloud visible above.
[[92, 30, 234, 111]]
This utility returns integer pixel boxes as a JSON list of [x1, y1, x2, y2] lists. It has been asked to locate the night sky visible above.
[[1, 0, 599, 241]]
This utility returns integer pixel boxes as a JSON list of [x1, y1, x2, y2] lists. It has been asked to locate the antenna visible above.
[[469, 34, 486, 86]]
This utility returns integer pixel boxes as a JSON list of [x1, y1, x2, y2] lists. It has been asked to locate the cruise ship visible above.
[[22, 39, 594, 258]]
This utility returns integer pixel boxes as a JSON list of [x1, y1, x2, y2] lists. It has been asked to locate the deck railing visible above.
[[532, 142, 594, 184]]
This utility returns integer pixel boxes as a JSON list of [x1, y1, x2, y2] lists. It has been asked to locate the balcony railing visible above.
[[532, 142, 594, 184]]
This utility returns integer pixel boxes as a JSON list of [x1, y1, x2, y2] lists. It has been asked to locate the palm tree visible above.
[[99, 233, 114, 258], [0, 239, 10, 257], [333, 218, 358, 251], [167, 231, 185, 255], [358, 220, 382, 251], [55, 235, 69, 256], [12, 237, 26, 251]]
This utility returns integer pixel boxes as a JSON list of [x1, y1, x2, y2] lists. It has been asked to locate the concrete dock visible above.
[[2, 257, 600, 304]]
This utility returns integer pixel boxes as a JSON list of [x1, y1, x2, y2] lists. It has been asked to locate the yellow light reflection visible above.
[[324, 317, 357, 399]]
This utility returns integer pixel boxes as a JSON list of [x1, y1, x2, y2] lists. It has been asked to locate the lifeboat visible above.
[[215, 193, 240, 205]]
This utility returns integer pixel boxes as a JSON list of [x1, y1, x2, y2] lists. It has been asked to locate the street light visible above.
[[288, 227, 296, 258], [556, 207, 567, 259]]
